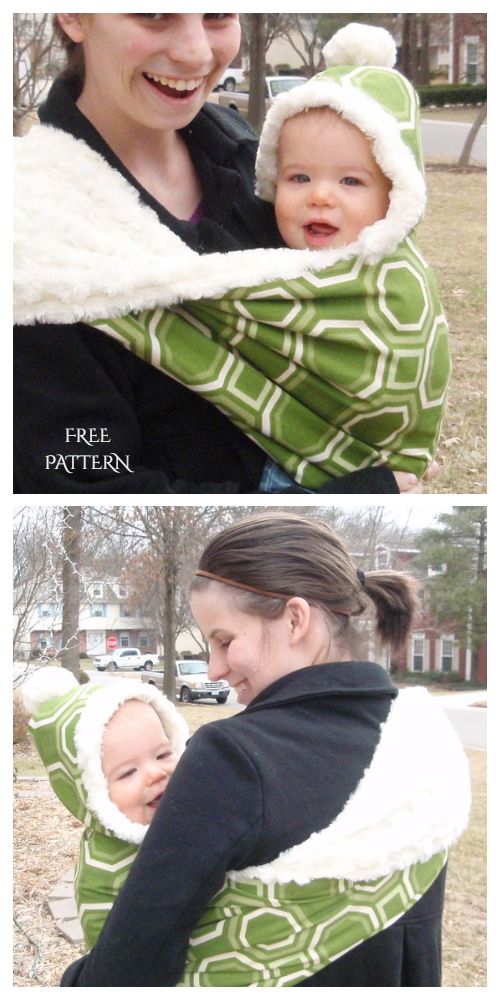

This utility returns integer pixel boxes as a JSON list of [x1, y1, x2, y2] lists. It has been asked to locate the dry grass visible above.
[[442, 749, 487, 987], [418, 168, 486, 493], [13, 704, 485, 987]]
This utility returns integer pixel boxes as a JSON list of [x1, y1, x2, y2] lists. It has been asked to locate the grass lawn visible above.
[[442, 749, 486, 986], [417, 166, 486, 493]]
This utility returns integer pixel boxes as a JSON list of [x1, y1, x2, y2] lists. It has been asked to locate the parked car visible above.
[[216, 75, 307, 116], [94, 647, 159, 672], [142, 660, 230, 704], [213, 65, 245, 92]]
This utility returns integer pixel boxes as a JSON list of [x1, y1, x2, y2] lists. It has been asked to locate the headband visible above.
[[194, 570, 353, 617]]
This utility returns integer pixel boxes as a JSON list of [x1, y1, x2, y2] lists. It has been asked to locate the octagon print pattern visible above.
[[93, 236, 450, 488]]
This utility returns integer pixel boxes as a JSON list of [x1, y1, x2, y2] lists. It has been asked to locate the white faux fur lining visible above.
[[230, 688, 470, 885], [74, 680, 189, 845], [14, 122, 425, 328]]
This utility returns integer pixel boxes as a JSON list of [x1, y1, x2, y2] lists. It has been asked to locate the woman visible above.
[[61, 512, 470, 986], [14, 14, 423, 494]]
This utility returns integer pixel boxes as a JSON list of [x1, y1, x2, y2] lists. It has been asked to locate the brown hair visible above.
[[52, 15, 85, 89], [191, 512, 421, 653]]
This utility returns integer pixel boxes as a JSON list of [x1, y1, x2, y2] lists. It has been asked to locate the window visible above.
[[116, 584, 127, 598], [120, 605, 132, 617], [465, 38, 478, 83], [90, 604, 105, 617], [412, 636, 425, 672], [90, 584, 103, 599], [139, 634, 148, 649], [375, 545, 390, 570], [441, 638, 454, 673], [120, 634, 130, 648], [37, 603, 56, 618]]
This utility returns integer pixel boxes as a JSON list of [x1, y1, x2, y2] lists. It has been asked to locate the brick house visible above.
[[369, 544, 487, 684], [449, 13, 487, 85]]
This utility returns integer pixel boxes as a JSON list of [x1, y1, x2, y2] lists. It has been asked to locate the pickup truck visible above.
[[213, 66, 246, 92], [94, 647, 159, 672], [216, 75, 307, 116], [142, 659, 230, 704]]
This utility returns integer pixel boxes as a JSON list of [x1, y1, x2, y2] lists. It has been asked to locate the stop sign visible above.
[[107, 636, 118, 650]]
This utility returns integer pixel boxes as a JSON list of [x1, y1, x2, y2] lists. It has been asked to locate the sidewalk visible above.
[[47, 870, 83, 946]]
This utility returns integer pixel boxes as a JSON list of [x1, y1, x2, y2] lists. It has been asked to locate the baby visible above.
[[22, 667, 189, 950], [274, 107, 391, 253], [259, 104, 393, 491]]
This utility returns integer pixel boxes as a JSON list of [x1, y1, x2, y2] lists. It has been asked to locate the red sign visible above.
[[107, 636, 118, 649]]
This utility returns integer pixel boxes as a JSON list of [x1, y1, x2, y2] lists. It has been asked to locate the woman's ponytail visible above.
[[362, 571, 421, 651]]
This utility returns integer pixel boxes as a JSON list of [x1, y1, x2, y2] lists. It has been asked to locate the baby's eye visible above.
[[291, 173, 310, 184], [136, 14, 168, 22], [204, 14, 235, 20], [117, 767, 136, 780], [341, 176, 362, 187], [157, 750, 172, 761]]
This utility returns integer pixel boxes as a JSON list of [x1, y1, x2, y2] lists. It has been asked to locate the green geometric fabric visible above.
[[91, 235, 450, 487], [315, 63, 424, 171], [75, 829, 138, 950], [178, 850, 447, 987], [29, 682, 104, 824], [28, 682, 140, 951]]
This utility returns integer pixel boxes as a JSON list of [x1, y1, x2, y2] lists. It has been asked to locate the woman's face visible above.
[[57, 13, 240, 134], [190, 585, 300, 706]]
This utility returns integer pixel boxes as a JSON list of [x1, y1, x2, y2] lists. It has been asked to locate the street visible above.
[[421, 117, 486, 165], [443, 706, 486, 749]]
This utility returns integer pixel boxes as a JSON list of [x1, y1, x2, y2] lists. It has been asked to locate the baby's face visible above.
[[275, 109, 391, 250], [102, 700, 179, 824]]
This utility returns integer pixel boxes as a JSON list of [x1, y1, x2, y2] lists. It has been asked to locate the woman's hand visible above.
[[394, 461, 440, 493]]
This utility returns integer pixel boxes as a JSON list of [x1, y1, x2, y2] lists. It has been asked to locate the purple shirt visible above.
[[190, 203, 204, 224]]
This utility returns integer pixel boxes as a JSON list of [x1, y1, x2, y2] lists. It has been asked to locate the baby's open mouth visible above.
[[144, 73, 203, 99], [305, 222, 338, 237], [147, 793, 163, 811]]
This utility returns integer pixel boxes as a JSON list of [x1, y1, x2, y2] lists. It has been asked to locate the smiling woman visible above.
[[14, 13, 412, 494], [58, 512, 470, 987]]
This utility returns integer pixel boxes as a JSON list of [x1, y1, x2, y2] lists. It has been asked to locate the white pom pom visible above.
[[21, 666, 79, 715], [323, 23, 397, 70]]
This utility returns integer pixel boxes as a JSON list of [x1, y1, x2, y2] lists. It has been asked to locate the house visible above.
[[26, 580, 158, 659], [261, 14, 486, 85], [369, 543, 487, 684]]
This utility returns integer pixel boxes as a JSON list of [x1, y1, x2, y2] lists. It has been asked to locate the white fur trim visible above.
[[254, 75, 425, 228], [323, 23, 397, 70], [14, 122, 425, 329], [232, 688, 470, 884], [21, 666, 79, 715], [74, 680, 189, 845]]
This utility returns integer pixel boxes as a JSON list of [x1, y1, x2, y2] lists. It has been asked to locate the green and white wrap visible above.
[[21, 668, 189, 950], [177, 686, 469, 986], [14, 24, 450, 486]]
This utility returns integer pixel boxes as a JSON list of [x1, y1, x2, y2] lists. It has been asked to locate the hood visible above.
[[22, 667, 189, 845], [255, 22, 426, 257]]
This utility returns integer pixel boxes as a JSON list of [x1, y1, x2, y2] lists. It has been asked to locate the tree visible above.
[[458, 102, 487, 167], [414, 507, 486, 681], [247, 14, 267, 132], [13, 507, 62, 658], [13, 13, 62, 135], [60, 507, 82, 678], [399, 13, 431, 84]]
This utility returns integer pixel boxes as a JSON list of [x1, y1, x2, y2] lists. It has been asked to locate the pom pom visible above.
[[21, 666, 79, 715], [323, 22, 397, 70]]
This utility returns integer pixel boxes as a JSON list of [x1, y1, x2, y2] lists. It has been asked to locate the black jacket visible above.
[[14, 78, 398, 495], [60, 662, 447, 987]]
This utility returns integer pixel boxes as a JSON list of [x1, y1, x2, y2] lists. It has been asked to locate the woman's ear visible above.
[[56, 14, 86, 44], [285, 597, 311, 646]]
